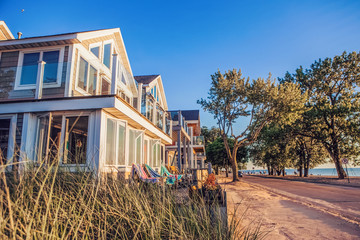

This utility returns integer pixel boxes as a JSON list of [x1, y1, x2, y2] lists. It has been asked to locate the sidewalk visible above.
[[246, 174, 360, 188]]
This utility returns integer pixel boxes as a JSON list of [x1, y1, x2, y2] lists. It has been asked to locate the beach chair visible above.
[[161, 165, 183, 181], [145, 164, 176, 185], [131, 164, 159, 184]]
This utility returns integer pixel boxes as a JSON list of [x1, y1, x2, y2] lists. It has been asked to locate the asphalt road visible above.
[[242, 175, 360, 224]]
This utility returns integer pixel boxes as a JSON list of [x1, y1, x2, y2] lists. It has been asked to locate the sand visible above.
[[219, 176, 360, 240]]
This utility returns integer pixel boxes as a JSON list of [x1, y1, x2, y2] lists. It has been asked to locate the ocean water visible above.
[[242, 168, 360, 176]]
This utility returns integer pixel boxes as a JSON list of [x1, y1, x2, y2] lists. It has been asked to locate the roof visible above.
[[181, 110, 200, 121], [134, 75, 160, 84]]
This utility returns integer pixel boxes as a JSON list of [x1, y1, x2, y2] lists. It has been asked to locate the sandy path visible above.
[[219, 176, 360, 240]]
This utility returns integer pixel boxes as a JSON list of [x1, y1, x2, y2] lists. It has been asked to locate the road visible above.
[[243, 175, 360, 223], [220, 175, 360, 240]]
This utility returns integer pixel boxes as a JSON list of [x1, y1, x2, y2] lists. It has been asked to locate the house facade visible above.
[[166, 110, 206, 171], [0, 21, 173, 177]]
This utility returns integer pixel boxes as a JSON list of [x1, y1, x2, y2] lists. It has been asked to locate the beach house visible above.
[[166, 110, 206, 171], [0, 21, 173, 177]]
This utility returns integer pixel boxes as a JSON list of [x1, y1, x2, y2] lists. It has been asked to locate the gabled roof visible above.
[[0, 21, 15, 40], [134, 75, 160, 85], [181, 110, 200, 121], [0, 27, 133, 75]]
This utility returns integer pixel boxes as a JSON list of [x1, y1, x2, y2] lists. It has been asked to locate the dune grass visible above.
[[0, 161, 265, 239]]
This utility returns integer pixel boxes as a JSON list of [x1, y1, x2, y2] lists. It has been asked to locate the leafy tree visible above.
[[201, 126, 221, 147], [206, 137, 247, 176], [280, 52, 360, 179], [198, 69, 307, 181]]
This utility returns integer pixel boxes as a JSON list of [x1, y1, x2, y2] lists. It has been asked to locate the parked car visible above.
[[238, 171, 243, 177]]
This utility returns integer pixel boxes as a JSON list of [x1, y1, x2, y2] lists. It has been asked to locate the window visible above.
[[150, 140, 160, 167], [18, 50, 61, 88], [101, 77, 110, 95], [128, 129, 143, 166], [90, 46, 100, 58], [103, 43, 111, 69], [77, 57, 98, 95], [105, 118, 126, 166], [63, 116, 88, 164], [0, 119, 11, 163], [35, 114, 89, 165]]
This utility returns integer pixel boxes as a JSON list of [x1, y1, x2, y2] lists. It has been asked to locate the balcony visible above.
[[192, 136, 204, 146]]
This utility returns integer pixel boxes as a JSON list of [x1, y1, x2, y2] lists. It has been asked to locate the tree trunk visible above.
[[328, 139, 347, 179], [304, 158, 309, 177], [267, 164, 271, 175], [231, 150, 239, 182], [282, 168, 285, 176], [225, 166, 229, 178], [298, 166, 303, 177]]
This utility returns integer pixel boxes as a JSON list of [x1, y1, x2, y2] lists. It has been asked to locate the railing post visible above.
[[137, 82, 143, 112], [111, 54, 118, 95], [35, 61, 46, 99], [162, 110, 166, 132], [152, 100, 157, 125]]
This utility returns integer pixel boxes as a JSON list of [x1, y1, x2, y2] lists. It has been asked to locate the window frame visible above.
[[75, 54, 99, 96], [127, 128, 144, 167], [89, 42, 102, 59], [102, 39, 114, 70], [104, 116, 127, 167], [34, 112, 91, 166], [0, 114, 17, 168], [14, 47, 65, 90]]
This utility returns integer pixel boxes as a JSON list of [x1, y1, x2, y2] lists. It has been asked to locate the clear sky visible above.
[[1, 0, 360, 130]]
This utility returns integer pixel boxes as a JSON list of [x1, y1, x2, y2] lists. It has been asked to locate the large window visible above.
[[18, 50, 61, 87], [128, 129, 143, 166], [77, 57, 98, 95], [0, 119, 11, 163], [35, 114, 89, 165], [105, 118, 126, 166]]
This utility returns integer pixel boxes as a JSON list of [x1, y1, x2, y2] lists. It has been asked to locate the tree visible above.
[[206, 137, 247, 176], [201, 126, 221, 147], [280, 52, 360, 179], [198, 69, 307, 181]]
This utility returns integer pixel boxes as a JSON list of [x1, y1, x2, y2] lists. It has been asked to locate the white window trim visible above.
[[89, 42, 102, 59], [14, 47, 65, 90], [74, 54, 99, 96], [104, 115, 128, 167], [0, 114, 17, 168]]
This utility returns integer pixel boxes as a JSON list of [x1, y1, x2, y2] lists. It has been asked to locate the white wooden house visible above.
[[0, 21, 172, 178]]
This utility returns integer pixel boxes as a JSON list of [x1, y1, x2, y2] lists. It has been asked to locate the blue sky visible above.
[[1, 0, 360, 130]]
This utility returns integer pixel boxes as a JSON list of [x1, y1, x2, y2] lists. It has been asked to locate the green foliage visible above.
[[201, 126, 221, 147], [206, 137, 247, 168], [198, 69, 306, 181], [280, 51, 360, 178]]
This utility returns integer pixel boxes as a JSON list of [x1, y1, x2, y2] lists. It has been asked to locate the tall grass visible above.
[[0, 161, 264, 239]]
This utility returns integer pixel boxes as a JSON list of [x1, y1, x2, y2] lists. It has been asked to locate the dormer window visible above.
[[15, 49, 63, 89]]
